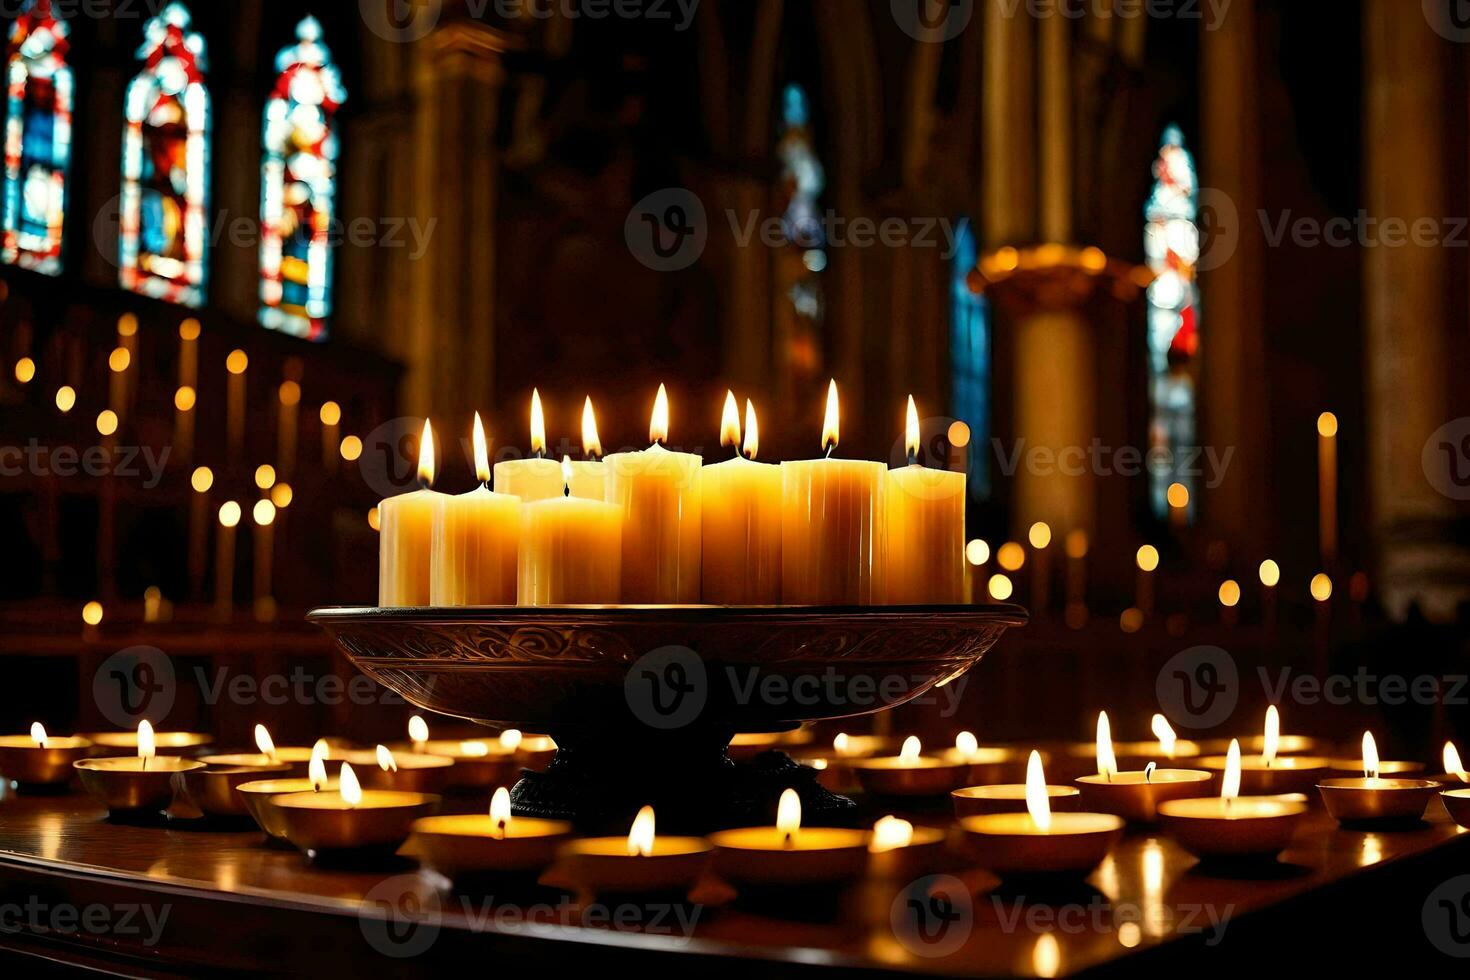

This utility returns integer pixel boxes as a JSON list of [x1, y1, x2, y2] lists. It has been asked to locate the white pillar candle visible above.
[[701, 394, 781, 603], [495, 388, 563, 502], [519, 457, 622, 605], [379, 420, 445, 606], [431, 413, 521, 605]]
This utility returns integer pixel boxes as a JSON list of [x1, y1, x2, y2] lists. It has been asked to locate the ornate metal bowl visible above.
[[307, 604, 1026, 731]]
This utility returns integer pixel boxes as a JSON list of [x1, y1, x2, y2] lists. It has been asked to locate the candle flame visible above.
[[1144, 761, 1157, 783], [744, 399, 759, 460], [776, 788, 802, 842], [30, 722, 46, 748], [408, 716, 429, 746], [311, 738, 330, 764], [821, 379, 839, 452], [254, 724, 277, 761], [1150, 714, 1177, 759], [138, 720, 156, 762], [650, 383, 670, 445], [955, 731, 978, 759], [490, 787, 512, 838], [340, 763, 362, 806], [561, 455, 573, 492], [899, 735, 922, 765], [1262, 705, 1280, 766], [627, 804, 656, 857], [905, 394, 920, 461], [720, 390, 741, 451], [473, 413, 491, 485], [1025, 750, 1052, 831], [582, 397, 602, 459], [1096, 711, 1117, 779], [530, 389, 546, 456], [833, 732, 850, 755], [309, 754, 328, 791], [1362, 731, 1379, 780], [458, 740, 489, 757], [1444, 742, 1467, 782], [499, 729, 523, 751], [417, 419, 436, 487], [869, 815, 914, 853], [1221, 739, 1242, 800], [376, 744, 398, 773]]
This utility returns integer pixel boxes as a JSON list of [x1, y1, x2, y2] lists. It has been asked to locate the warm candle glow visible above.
[[499, 730, 522, 751], [744, 399, 759, 460], [1151, 714, 1177, 758], [1025, 750, 1052, 831], [55, 385, 75, 413], [955, 731, 979, 758], [311, 738, 330, 764], [30, 722, 46, 748], [109, 347, 131, 373], [14, 357, 34, 383], [138, 721, 156, 762], [1136, 545, 1159, 572], [253, 500, 276, 527], [869, 815, 915, 853], [997, 542, 1025, 571], [966, 539, 990, 565], [582, 397, 601, 459], [720, 390, 741, 451], [777, 787, 802, 842], [628, 804, 656, 857], [340, 763, 362, 806], [96, 410, 118, 436], [376, 744, 398, 772], [174, 387, 196, 411], [271, 484, 293, 508], [1262, 706, 1280, 765], [561, 454, 574, 491], [833, 733, 850, 755], [491, 786, 512, 838], [319, 401, 341, 426], [81, 601, 104, 626], [417, 420, 436, 487], [1028, 522, 1052, 549], [1221, 740, 1242, 800], [821, 379, 839, 452], [309, 754, 328, 792], [530, 389, 546, 456], [899, 736, 922, 765], [1259, 559, 1281, 587], [1096, 711, 1117, 778], [1311, 572, 1332, 601], [1317, 412, 1338, 438], [1445, 742, 1467, 781], [254, 724, 276, 761], [226, 349, 248, 375], [905, 395, 920, 460], [459, 741, 489, 757], [1362, 731, 1380, 780], [988, 573, 1014, 600], [1218, 579, 1241, 607], [1166, 482, 1189, 509], [650, 383, 670, 446], [254, 465, 276, 490], [408, 716, 429, 746], [473, 413, 491, 485]]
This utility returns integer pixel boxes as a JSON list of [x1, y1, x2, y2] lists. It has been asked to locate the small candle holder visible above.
[[237, 777, 339, 840], [561, 805, 712, 895], [394, 740, 520, 790], [1197, 734, 1329, 757], [1324, 758, 1424, 778], [514, 735, 559, 769], [74, 757, 205, 817], [86, 731, 212, 757], [851, 737, 972, 797], [413, 814, 573, 880], [0, 733, 93, 789], [342, 749, 455, 794], [953, 783, 1081, 818], [709, 789, 869, 888], [273, 789, 440, 858], [1076, 769, 1214, 824], [1158, 796, 1307, 859], [938, 745, 1033, 785], [1111, 740, 1204, 769], [960, 813, 1122, 878], [1194, 754, 1328, 796], [180, 761, 293, 819], [1317, 778, 1441, 826], [1441, 788, 1470, 829], [866, 818, 949, 880]]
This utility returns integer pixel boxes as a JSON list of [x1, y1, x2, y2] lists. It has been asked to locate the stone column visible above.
[[1011, 306, 1096, 538]]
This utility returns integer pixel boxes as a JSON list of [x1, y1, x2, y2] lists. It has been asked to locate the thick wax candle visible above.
[[379, 420, 445, 606], [519, 457, 623, 604], [494, 389, 564, 502], [432, 413, 521, 605], [885, 396, 965, 604], [604, 384, 702, 602], [568, 396, 607, 500], [781, 380, 885, 605], [701, 394, 781, 603]]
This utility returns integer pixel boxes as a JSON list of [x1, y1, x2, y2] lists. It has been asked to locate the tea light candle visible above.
[[700, 393, 781, 603], [342, 744, 454, 794], [884, 396, 964, 604], [1195, 706, 1329, 795], [398, 716, 518, 789], [494, 390, 564, 502], [940, 732, 1030, 784], [508, 732, 558, 768], [411, 787, 573, 878], [709, 789, 870, 887], [1317, 731, 1440, 825], [567, 397, 606, 500], [1442, 788, 1470, 829], [74, 721, 205, 816], [1111, 714, 1203, 766], [273, 762, 440, 855], [851, 735, 972, 797], [238, 753, 338, 840], [379, 419, 445, 606], [1158, 740, 1308, 859], [726, 729, 814, 761], [562, 805, 713, 894], [1438, 741, 1469, 785], [431, 413, 521, 606], [866, 814, 948, 879], [1075, 712, 1213, 823], [952, 781, 1082, 819], [604, 384, 703, 602], [196, 724, 300, 770], [518, 457, 623, 605], [0, 723, 92, 788], [960, 751, 1123, 877], [781, 380, 886, 604], [87, 729, 211, 756]]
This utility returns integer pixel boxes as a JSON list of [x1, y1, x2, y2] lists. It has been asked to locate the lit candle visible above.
[[252, 499, 276, 620], [604, 384, 703, 602], [938, 731, 1030, 785], [238, 751, 340, 840], [187, 466, 212, 600], [226, 349, 247, 458], [1317, 411, 1337, 565], [701, 392, 781, 603], [867, 814, 947, 878], [518, 457, 622, 605], [342, 744, 454, 794], [378, 420, 444, 606], [781, 380, 886, 604], [1157, 740, 1308, 859], [1442, 741, 1468, 784], [494, 389, 563, 502], [884, 396, 964, 604], [563, 804, 714, 894], [271, 762, 440, 855], [74, 721, 206, 816], [851, 735, 972, 797], [215, 501, 240, 620], [410, 786, 573, 879], [396, 717, 519, 789], [431, 413, 521, 606], [0, 722, 93, 788], [709, 789, 870, 887], [567, 396, 606, 500], [1027, 521, 1052, 614], [183, 725, 294, 819], [1317, 731, 1439, 825], [1064, 531, 1088, 619], [1075, 711, 1212, 823], [277, 380, 300, 477], [319, 401, 341, 471], [1259, 558, 1280, 628], [1135, 544, 1158, 615], [1195, 706, 1330, 795]]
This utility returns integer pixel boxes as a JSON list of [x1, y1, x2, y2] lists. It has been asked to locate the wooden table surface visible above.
[[1, 783, 1467, 977]]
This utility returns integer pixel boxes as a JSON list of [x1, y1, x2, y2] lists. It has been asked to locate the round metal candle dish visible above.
[[952, 784, 1081, 818], [272, 791, 440, 852], [562, 836, 714, 893], [708, 827, 870, 887], [1317, 777, 1441, 824], [0, 736, 93, 786], [341, 751, 455, 794], [851, 756, 972, 797], [181, 761, 293, 817], [74, 757, 205, 814], [867, 826, 949, 879], [1075, 769, 1215, 824], [959, 813, 1123, 877], [411, 814, 573, 877], [391, 741, 520, 789], [1157, 797, 1307, 859], [1323, 759, 1425, 778], [86, 732, 212, 757], [237, 778, 340, 839], [1442, 788, 1470, 829], [939, 746, 1033, 786], [1194, 755, 1329, 796]]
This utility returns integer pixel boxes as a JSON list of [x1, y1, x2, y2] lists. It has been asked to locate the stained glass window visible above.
[[120, 3, 210, 307], [2, 0, 71, 276], [774, 82, 825, 379], [259, 16, 346, 341], [950, 219, 989, 500], [1143, 124, 1201, 521]]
